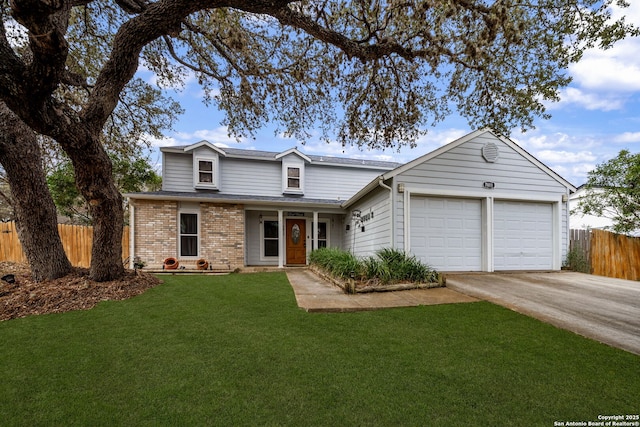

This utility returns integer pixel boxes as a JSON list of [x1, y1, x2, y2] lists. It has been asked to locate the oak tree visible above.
[[0, 0, 637, 280]]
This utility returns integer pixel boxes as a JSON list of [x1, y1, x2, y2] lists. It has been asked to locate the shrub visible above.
[[563, 247, 591, 273], [309, 247, 361, 280], [310, 247, 439, 284], [373, 248, 438, 283], [362, 256, 391, 284]]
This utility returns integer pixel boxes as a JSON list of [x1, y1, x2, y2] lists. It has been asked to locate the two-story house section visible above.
[[127, 141, 400, 269], [127, 129, 576, 272]]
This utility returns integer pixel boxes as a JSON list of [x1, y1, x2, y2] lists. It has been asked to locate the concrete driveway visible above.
[[445, 272, 640, 355]]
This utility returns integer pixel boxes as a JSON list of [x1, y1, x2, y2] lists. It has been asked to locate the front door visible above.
[[286, 219, 306, 265]]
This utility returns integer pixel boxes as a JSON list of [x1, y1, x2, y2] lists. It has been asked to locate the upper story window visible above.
[[287, 167, 300, 189], [194, 156, 218, 190]]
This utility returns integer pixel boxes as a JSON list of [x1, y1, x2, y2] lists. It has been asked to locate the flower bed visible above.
[[309, 248, 445, 294]]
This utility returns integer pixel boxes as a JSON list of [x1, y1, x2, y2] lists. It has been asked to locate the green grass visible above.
[[0, 273, 638, 426]]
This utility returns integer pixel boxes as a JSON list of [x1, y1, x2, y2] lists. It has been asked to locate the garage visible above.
[[410, 196, 482, 271], [494, 200, 553, 270], [344, 129, 574, 273]]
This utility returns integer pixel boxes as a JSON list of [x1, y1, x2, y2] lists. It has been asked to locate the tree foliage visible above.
[[0, 0, 637, 280], [47, 155, 161, 224], [573, 150, 640, 235]]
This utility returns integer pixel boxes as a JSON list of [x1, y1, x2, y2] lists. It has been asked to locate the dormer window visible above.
[[194, 155, 218, 190], [276, 148, 309, 196], [287, 167, 300, 189], [282, 160, 304, 194]]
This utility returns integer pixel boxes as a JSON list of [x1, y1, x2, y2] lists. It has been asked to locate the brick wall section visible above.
[[132, 199, 245, 270], [133, 199, 178, 268], [200, 202, 245, 269]]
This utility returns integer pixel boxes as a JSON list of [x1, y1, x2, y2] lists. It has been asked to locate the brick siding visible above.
[[132, 199, 245, 270]]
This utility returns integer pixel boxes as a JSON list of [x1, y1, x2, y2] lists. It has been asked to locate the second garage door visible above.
[[410, 197, 482, 271], [494, 200, 553, 270]]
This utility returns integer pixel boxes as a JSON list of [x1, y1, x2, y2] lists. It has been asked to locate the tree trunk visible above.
[[0, 103, 72, 281], [64, 137, 125, 282]]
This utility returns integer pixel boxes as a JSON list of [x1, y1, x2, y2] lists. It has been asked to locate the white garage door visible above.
[[494, 201, 553, 270], [410, 197, 482, 271]]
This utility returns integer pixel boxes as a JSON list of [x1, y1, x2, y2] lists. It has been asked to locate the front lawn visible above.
[[0, 272, 637, 426]]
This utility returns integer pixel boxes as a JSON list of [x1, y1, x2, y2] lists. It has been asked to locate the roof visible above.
[[161, 143, 401, 170], [343, 128, 577, 208], [126, 191, 345, 209]]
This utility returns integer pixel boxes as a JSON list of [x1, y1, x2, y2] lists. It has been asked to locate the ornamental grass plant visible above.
[[310, 247, 438, 284]]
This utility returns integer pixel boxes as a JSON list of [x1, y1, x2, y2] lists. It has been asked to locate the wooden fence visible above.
[[570, 228, 640, 281], [0, 221, 129, 268]]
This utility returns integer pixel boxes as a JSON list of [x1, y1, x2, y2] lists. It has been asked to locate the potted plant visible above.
[[133, 257, 146, 270]]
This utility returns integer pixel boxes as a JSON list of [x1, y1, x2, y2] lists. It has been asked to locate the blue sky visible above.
[[143, 3, 640, 187]]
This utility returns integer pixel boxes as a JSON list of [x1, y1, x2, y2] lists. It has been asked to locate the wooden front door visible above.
[[286, 219, 306, 265]]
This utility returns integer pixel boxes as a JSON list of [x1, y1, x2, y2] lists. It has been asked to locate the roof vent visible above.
[[482, 142, 499, 163]]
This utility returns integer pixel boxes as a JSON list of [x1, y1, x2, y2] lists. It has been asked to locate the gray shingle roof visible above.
[[164, 144, 401, 169], [126, 191, 345, 207]]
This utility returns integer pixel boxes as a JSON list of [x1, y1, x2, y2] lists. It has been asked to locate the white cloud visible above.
[[416, 128, 469, 148], [550, 2, 640, 111], [513, 131, 571, 149], [551, 87, 625, 111], [613, 131, 640, 143], [535, 150, 597, 164], [569, 39, 640, 93], [146, 134, 180, 147], [144, 126, 248, 148]]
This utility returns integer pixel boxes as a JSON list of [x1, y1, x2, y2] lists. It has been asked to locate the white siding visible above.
[[397, 134, 566, 196], [345, 187, 392, 258], [162, 150, 388, 199], [163, 152, 193, 192], [305, 165, 383, 201], [220, 159, 282, 196]]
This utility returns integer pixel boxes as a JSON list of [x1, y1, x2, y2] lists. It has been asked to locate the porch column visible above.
[[312, 211, 319, 251], [278, 210, 284, 268]]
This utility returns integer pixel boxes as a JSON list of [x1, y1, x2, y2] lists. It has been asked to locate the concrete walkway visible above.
[[286, 268, 478, 312]]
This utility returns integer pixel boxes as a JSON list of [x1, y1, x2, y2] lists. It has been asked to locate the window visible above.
[[194, 156, 218, 189], [198, 160, 213, 183], [313, 221, 329, 248], [180, 213, 198, 257], [317, 222, 328, 248], [282, 160, 304, 194], [287, 167, 300, 189], [263, 220, 279, 257]]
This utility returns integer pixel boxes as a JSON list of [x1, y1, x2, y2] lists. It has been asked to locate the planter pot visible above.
[[196, 259, 209, 270], [164, 257, 179, 270]]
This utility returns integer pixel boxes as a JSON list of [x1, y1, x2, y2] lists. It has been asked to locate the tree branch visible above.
[[10, 0, 72, 102]]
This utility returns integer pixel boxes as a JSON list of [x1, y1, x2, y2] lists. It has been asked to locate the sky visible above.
[[142, 3, 640, 188]]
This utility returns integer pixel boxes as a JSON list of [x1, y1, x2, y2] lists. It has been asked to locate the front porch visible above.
[[244, 209, 345, 267]]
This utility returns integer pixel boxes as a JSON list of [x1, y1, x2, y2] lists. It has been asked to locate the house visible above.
[[569, 185, 615, 231], [126, 129, 576, 271]]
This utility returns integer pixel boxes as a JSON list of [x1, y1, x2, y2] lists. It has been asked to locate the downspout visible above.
[[377, 177, 394, 248], [129, 202, 135, 269]]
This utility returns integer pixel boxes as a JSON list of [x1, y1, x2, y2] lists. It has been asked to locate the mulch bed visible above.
[[0, 262, 162, 321]]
